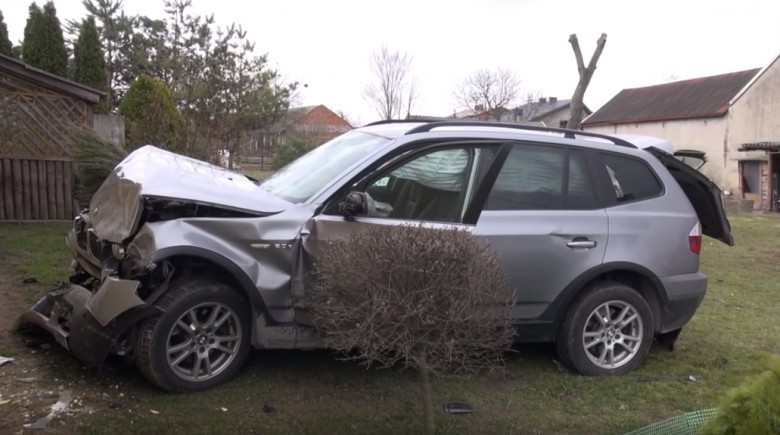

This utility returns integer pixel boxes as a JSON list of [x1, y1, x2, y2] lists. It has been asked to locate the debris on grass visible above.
[[262, 404, 276, 413], [442, 402, 474, 414], [0, 399, 11, 406], [23, 277, 39, 284], [36, 391, 59, 399], [150, 409, 160, 415], [23, 390, 72, 430], [219, 407, 228, 412], [0, 356, 14, 367], [18, 377, 38, 383]]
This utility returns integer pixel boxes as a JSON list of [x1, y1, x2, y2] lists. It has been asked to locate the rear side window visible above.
[[484, 144, 598, 210], [600, 153, 662, 203]]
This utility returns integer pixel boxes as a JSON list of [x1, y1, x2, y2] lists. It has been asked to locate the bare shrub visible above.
[[307, 223, 516, 434]]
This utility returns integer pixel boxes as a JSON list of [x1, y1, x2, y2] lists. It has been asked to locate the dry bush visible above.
[[308, 223, 515, 434]]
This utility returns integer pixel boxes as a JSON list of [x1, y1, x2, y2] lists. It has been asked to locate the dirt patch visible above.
[[0, 254, 146, 434]]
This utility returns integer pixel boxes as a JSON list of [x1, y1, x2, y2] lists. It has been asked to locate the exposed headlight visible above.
[[112, 244, 126, 260]]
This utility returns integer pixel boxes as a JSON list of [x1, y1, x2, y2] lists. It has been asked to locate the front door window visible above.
[[363, 146, 498, 223]]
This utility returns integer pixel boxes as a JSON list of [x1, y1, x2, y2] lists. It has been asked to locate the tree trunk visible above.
[[568, 33, 607, 130], [418, 360, 435, 435]]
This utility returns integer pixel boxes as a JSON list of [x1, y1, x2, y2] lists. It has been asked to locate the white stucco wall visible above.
[[538, 107, 575, 128], [725, 57, 780, 187], [584, 118, 732, 189]]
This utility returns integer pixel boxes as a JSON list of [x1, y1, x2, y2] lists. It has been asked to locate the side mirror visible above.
[[338, 191, 367, 221]]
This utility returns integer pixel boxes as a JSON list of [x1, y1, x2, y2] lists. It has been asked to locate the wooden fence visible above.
[[0, 157, 80, 221]]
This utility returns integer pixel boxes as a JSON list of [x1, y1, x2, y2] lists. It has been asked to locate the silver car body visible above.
[[18, 121, 733, 365]]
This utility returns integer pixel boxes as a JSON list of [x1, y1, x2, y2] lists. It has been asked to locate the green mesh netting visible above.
[[625, 409, 718, 435]]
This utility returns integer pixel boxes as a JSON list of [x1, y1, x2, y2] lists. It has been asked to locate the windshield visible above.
[[260, 131, 391, 203]]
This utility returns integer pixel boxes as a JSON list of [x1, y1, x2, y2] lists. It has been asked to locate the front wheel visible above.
[[134, 279, 251, 392], [556, 281, 654, 375]]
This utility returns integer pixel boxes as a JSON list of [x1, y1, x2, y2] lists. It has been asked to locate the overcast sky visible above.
[[4, 0, 779, 125]]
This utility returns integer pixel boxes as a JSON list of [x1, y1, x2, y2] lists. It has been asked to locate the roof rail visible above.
[[403, 120, 637, 148], [363, 118, 450, 127]]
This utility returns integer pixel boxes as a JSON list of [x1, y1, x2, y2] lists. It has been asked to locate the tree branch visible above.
[[569, 33, 585, 74]]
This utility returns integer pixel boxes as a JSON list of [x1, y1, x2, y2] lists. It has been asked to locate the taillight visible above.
[[689, 223, 702, 254]]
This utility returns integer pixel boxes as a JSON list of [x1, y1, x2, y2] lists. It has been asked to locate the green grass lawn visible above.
[[0, 217, 778, 434], [241, 167, 275, 181]]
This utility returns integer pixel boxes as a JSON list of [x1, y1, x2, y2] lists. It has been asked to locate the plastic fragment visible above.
[[23, 390, 72, 430]]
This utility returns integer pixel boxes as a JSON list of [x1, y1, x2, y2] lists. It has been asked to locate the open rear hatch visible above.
[[648, 147, 734, 246], [672, 149, 707, 170]]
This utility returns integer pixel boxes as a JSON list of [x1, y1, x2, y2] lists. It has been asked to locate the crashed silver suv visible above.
[[19, 120, 734, 392]]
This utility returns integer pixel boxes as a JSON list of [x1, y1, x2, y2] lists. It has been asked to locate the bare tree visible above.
[[335, 109, 359, 128], [453, 68, 521, 120], [307, 223, 516, 435], [567, 33, 607, 130], [363, 46, 417, 120]]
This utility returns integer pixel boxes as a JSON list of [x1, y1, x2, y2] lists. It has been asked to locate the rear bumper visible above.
[[16, 279, 160, 367], [659, 272, 708, 333]]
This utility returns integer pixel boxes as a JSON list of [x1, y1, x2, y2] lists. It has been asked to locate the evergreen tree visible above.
[[73, 17, 107, 112], [0, 11, 13, 57], [119, 74, 185, 151], [22, 4, 44, 64], [22, 1, 67, 76]]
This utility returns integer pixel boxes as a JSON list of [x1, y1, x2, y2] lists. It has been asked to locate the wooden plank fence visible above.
[[0, 157, 79, 221]]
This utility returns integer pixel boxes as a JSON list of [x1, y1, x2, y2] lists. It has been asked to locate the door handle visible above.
[[566, 238, 597, 249]]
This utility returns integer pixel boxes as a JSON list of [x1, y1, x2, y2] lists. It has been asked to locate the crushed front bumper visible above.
[[16, 278, 161, 367]]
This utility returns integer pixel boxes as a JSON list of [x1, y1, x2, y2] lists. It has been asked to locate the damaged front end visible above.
[[15, 206, 170, 367], [17, 279, 162, 367], [16, 145, 288, 367]]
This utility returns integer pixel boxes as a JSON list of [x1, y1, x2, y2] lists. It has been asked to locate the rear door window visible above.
[[484, 144, 598, 210]]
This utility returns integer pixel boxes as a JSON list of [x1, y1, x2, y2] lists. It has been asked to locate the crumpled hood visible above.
[[90, 145, 291, 243]]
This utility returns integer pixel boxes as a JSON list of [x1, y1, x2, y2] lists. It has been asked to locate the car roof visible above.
[[355, 120, 677, 155]]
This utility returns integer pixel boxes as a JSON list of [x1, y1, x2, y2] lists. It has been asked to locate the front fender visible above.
[[127, 220, 300, 324]]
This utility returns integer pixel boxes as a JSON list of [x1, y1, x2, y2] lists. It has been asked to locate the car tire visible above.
[[556, 281, 654, 376], [135, 279, 251, 392]]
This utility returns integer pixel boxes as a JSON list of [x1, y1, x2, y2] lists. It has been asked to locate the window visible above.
[[559, 120, 568, 128], [260, 131, 389, 203], [485, 145, 597, 210], [600, 153, 663, 203], [363, 146, 497, 223]]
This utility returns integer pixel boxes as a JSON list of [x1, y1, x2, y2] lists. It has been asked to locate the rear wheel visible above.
[[135, 279, 251, 392], [556, 281, 654, 375]]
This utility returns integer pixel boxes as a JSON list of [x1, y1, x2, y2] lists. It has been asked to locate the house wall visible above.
[[585, 118, 732, 189], [292, 105, 352, 143], [92, 114, 125, 147], [725, 57, 780, 191], [298, 105, 352, 129], [537, 107, 576, 128]]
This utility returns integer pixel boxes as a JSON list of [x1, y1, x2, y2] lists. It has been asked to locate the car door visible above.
[[297, 142, 502, 323], [472, 142, 609, 323]]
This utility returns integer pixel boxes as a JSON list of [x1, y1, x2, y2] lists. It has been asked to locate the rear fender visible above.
[[541, 262, 668, 334]]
